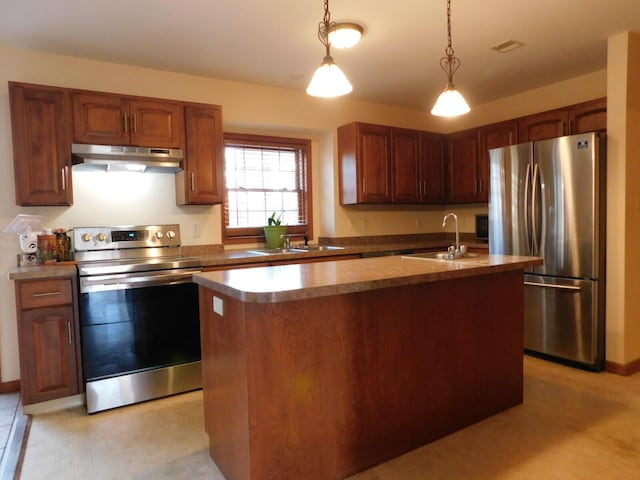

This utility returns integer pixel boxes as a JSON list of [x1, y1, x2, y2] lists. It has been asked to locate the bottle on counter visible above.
[[36, 229, 57, 264], [53, 228, 71, 262]]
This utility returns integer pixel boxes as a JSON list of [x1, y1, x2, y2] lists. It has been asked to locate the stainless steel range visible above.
[[73, 224, 203, 413]]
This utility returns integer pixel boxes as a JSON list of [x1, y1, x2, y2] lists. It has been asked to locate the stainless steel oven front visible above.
[[74, 225, 203, 413]]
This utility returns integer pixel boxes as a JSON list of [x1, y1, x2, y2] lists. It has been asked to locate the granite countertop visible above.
[[193, 254, 542, 304], [8, 234, 489, 281]]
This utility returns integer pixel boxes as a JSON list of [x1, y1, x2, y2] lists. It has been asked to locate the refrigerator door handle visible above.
[[524, 281, 581, 292], [524, 162, 532, 255], [531, 163, 540, 256]]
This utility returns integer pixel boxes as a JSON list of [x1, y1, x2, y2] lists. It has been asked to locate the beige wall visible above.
[[0, 43, 611, 382], [607, 32, 640, 365]]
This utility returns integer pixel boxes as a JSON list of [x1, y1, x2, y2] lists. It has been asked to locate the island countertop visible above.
[[193, 253, 542, 303]]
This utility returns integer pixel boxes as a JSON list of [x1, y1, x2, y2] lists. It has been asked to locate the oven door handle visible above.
[[80, 268, 202, 292]]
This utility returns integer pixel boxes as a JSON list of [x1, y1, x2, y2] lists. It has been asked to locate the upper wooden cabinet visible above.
[[447, 129, 481, 203], [518, 98, 606, 142], [72, 91, 184, 148], [9, 82, 73, 206], [570, 97, 607, 134], [176, 104, 224, 205], [477, 120, 518, 202], [391, 128, 421, 203], [339, 122, 392, 204], [419, 132, 446, 203], [339, 123, 446, 205]]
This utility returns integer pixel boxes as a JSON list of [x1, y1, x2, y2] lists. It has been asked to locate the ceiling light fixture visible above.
[[328, 22, 363, 49], [306, 0, 353, 98], [431, 0, 470, 117]]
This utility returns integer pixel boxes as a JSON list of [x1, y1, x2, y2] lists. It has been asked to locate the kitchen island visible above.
[[194, 254, 542, 480]]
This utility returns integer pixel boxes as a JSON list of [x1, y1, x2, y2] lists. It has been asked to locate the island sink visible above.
[[403, 251, 480, 260]]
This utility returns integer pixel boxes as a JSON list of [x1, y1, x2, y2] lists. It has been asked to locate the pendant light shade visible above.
[[431, 86, 470, 117], [307, 0, 353, 98], [431, 0, 470, 117], [306, 56, 353, 97]]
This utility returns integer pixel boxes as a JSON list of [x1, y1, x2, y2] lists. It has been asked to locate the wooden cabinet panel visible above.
[[72, 92, 184, 148], [518, 109, 569, 142], [72, 92, 129, 145], [9, 82, 73, 206], [15, 277, 81, 405], [20, 306, 79, 405], [419, 132, 446, 203], [359, 124, 392, 203], [129, 99, 184, 148], [391, 128, 421, 203], [177, 104, 223, 205], [570, 97, 607, 134], [447, 129, 480, 203], [338, 123, 391, 204], [478, 120, 518, 202]]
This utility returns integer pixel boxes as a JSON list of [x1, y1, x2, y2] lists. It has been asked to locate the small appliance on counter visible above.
[[2, 214, 44, 266], [475, 214, 488, 243]]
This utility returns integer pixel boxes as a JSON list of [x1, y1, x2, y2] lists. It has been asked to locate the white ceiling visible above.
[[2, 0, 640, 110]]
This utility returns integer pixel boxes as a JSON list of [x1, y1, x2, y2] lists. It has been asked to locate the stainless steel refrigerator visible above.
[[489, 132, 606, 371]]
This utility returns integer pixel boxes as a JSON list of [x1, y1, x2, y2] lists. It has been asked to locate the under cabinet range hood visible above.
[[71, 144, 183, 173]]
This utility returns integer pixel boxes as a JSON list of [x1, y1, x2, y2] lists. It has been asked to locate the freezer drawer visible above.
[[524, 274, 603, 369]]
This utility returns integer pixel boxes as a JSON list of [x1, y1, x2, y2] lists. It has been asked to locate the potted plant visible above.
[[263, 212, 287, 248]]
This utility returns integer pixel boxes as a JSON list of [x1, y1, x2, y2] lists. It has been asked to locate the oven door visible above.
[[78, 268, 202, 382]]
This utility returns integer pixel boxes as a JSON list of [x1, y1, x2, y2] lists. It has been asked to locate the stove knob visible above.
[[82, 233, 92, 242], [97, 233, 106, 242], [155, 231, 164, 239], [166, 230, 176, 239]]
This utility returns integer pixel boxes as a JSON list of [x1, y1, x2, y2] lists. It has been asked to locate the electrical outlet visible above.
[[213, 296, 224, 316], [193, 223, 201, 238], [363, 218, 368, 231]]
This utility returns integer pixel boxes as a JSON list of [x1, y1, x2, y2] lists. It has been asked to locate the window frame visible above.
[[222, 132, 313, 245]]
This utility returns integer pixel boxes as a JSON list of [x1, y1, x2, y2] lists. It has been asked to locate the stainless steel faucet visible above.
[[442, 212, 462, 258]]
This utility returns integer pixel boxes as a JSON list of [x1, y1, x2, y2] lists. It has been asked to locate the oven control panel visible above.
[[73, 224, 181, 252]]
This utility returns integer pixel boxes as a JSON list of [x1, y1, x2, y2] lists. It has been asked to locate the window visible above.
[[223, 133, 313, 243]]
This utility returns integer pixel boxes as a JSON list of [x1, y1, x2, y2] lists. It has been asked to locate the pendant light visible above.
[[431, 0, 470, 117], [306, 0, 353, 98]]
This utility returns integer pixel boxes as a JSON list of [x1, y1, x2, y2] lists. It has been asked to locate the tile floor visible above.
[[18, 356, 640, 479], [0, 392, 20, 466]]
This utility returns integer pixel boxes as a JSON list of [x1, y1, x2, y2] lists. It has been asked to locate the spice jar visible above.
[[53, 228, 71, 262], [37, 232, 57, 263]]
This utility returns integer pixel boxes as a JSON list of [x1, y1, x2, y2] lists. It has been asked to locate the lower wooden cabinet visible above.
[[15, 278, 82, 405]]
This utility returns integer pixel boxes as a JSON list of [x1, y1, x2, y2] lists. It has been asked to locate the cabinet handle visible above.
[[478, 178, 483, 194], [362, 178, 366, 193], [123, 113, 129, 133], [133, 114, 137, 133], [67, 320, 72, 344], [61, 168, 66, 191], [423, 181, 427, 196], [33, 291, 62, 298], [190, 172, 195, 192]]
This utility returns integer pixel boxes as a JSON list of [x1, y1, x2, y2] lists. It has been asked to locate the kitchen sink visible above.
[[402, 251, 481, 261], [247, 247, 306, 255], [248, 245, 345, 255], [290, 245, 345, 252]]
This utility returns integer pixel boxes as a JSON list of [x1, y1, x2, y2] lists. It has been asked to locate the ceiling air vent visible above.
[[490, 39, 525, 53]]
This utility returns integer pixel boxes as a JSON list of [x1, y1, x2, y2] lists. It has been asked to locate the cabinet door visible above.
[[570, 98, 606, 134], [129, 99, 184, 148], [391, 128, 421, 203], [419, 133, 446, 203], [518, 109, 569, 142], [177, 105, 224, 205], [19, 305, 79, 405], [447, 129, 480, 203], [478, 120, 518, 202], [357, 124, 391, 203], [72, 92, 130, 145], [9, 83, 73, 206]]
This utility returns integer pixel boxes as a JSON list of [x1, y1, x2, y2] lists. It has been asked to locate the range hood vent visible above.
[[71, 144, 183, 173]]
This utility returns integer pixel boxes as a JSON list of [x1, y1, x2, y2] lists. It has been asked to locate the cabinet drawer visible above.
[[20, 278, 73, 309]]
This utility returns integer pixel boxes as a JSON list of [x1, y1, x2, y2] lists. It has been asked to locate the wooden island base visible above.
[[198, 268, 524, 480]]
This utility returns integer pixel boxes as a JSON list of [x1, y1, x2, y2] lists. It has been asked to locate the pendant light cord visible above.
[[318, 0, 334, 58], [440, 0, 461, 86]]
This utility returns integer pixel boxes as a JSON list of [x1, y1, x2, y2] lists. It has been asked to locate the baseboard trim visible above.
[[605, 357, 640, 376], [0, 380, 20, 394]]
